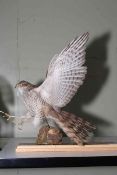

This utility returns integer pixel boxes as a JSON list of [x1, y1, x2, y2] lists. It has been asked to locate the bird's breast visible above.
[[23, 91, 46, 116]]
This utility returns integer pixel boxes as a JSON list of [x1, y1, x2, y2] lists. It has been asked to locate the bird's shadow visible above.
[[64, 32, 111, 136], [0, 76, 14, 137]]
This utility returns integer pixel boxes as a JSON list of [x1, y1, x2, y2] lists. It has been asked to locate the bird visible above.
[[15, 33, 96, 145]]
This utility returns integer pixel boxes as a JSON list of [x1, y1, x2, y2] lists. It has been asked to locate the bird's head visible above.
[[15, 80, 33, 95]]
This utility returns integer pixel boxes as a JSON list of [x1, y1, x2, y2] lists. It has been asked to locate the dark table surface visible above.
[[0, 137, 117, 168]]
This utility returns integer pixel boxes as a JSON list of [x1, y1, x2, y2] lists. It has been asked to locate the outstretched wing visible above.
[[36, 33, 89, 108]]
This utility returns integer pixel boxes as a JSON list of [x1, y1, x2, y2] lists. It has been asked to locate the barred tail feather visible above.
[[46, 108, 96, 145], [60, 111, 96, 144]]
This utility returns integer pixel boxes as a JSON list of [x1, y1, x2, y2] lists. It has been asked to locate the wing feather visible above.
[[36, 33, 89, 108]]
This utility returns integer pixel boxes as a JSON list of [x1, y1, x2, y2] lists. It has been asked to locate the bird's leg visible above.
[[15, 114, 33, 130], [0, 110, 16, 121], [37, 106, 63, 145], [34, 117, 51, 144], [45, 117, 50, 128], [0, 110, 33, 130], [35, 106, 51, 144]]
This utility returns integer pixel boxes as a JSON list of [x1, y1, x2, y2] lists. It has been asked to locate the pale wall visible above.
[[0, 0, 117, 137]]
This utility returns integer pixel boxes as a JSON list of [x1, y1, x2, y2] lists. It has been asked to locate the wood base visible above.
[[16, 144, 117, 153]]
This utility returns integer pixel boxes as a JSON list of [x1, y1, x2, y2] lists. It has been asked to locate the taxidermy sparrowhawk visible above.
[[15, 33, 95, 145]]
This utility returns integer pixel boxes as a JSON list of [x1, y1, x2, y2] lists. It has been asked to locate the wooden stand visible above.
[[16, 144, 117, 153]]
